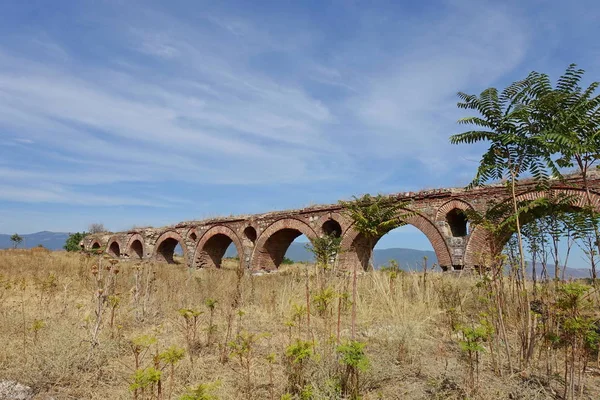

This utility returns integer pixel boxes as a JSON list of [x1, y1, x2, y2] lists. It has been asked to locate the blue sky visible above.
[[0, 0, 599, 255]]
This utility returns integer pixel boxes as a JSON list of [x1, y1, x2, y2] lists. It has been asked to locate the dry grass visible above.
[[0, 249, 599, 399]]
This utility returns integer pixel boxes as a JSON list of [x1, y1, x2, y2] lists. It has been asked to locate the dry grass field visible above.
[[1, 249, 599, 399]]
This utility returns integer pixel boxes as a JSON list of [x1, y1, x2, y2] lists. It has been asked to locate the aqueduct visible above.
[[82, 172, 600, 271]]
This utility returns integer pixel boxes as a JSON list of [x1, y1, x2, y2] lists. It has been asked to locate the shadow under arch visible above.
[[106, 236, 122, 258], [153, 230, 188, 264], [193, 225, 243, 269], [251, 218, 318, 270], [464, 188, 600, 267], [338, 210, 452, 271], [126, 233, 145, 259]]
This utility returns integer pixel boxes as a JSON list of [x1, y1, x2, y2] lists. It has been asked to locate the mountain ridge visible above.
[[2, 232, 592, 278]]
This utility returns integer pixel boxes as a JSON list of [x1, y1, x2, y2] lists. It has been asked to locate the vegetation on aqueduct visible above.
[[1, 64, 600, 399]]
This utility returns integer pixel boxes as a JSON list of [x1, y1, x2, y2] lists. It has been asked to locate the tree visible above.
[[531, 64, 600, 276], [10, 233, 23, 249], [88, 223, 106, 234], [450, 75, 556, 368], [339, 194, 411, 339], [305, 233, 342, 271], [64, 232, 88, 252]]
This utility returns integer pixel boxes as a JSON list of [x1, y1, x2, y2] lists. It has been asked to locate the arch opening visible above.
[[190, 232, 197, 241], [130, 239, 143, 259], [244, 226, 257, 243], [156, 237, 183, 264], [446, 208, 468, 237], [108, 241, 121, 258], [322, 219, 342, 237], [466, 189, 600, 272], [195, 233, 237, 269], [91, 242, 100, 250], [258, 229, 308, 270], [338, 213, 452, 271], [350, 225, 438, 271], [499, 205, 597, 279]]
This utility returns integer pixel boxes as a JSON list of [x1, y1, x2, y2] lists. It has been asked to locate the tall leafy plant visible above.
[[339, 194, 411, 339], [450, 76, 555, 368], [532, 64, 600, 275]]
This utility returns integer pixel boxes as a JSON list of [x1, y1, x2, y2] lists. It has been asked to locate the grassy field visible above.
[[0, 249, 599, 399]]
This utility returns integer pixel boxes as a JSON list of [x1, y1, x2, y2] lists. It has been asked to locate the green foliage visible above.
[[450, 74, 557, 188], [457, 322, 493, 354], [531, 65, 600, 176], [312, 287, 336, 316], [178, 381, 220, 400], [339, 194, 412, 269], [337, 340, 369, 399], [129, 367, 162, 391], [306, 233, 342, 269], [10, 233, 23, 249], [159, 345, 186, 365], [337, 340, 370, 372], [204, 298, 217, 311], [340, 194, 409, 241], [64, 232, 87, 252], [285, 339, 313, 364], [281, 256, 295, 265], [131, 334, 157, 349]]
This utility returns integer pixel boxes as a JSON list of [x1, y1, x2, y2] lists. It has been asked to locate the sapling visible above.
[[159, 345, 186, 400], [204, 298, 217, 347], [228, 331, 266, 399], [284, 339, 313, 395], [178, 381, 220, 400], [130, 367, 162, 400], [337, 340, 370, 400], [457, 319, 493, 392], [178, 308, 202, 356]]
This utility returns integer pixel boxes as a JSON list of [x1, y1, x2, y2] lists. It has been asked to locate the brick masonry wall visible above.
[[82, 172, 600, 271]]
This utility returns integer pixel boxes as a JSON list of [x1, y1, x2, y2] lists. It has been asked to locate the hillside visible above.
[[0, 231, 70, 250], [1, 232, 592, 278]]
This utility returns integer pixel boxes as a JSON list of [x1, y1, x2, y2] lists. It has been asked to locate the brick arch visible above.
[[435, 199, 474, 221], [193, 225, 243, 269], [313, 212, 352, 237], [252, 218, 318, 270], [464, 188, 600, 267], [88, 240, 102, 251], [153, 230, 188, 264], [126, 233, 145, 259], [106, 236, 123, 258], [338, 211, 452, 271]]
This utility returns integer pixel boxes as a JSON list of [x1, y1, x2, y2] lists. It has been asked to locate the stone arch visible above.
[[194, 225, 243, 269], [464, 188, 600, 267], [90, 241, 101, 250], [154, 231, 188, 264], [315, 212, 350, 238], [252, 218, 318, 270], [106, 236, 122, 258], [314, 211, 352, 236], [126, 233, 145, 259], [188, 228, 198, 242], [435, 199, 474, 221], [338, 211, 452, 271], [243, 225, 258, 243]]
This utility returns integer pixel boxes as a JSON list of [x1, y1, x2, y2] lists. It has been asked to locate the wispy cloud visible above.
[[0, 0, 598, 232]]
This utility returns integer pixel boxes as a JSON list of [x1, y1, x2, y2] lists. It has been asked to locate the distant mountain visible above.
[[256, 242, 593, 277], [0, 231, 70, 250], [225, 242, 438, 271], [2, 232, 592, 279]]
